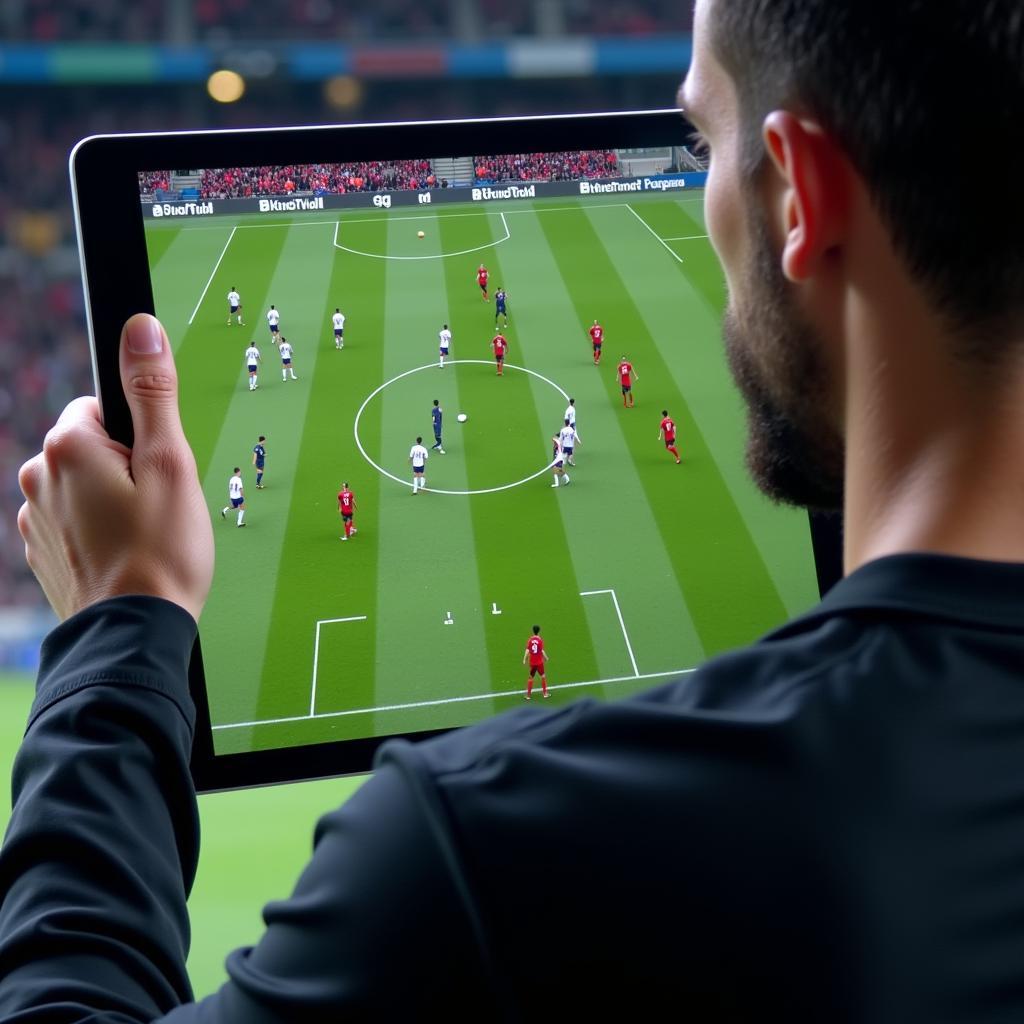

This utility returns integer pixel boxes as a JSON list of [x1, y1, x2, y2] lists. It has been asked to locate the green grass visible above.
[[146, 192, 820, 755], [0, 673, 367, 998]]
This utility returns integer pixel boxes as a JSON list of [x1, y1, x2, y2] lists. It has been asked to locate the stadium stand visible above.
[[4, 0, 690, 42], [138, 153, 622, 200], [473, 151, 619, 182]]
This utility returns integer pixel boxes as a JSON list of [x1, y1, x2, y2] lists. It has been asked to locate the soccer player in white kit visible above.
[[278, 338, 297, 381], [438, 323, 452, 367], [558, 420, 580, 467], [266, 305, 281, 344], [221, 468, 246, 526], [244, 343, 261, 390], [227, 288, 243, 326], [564, 398, 582, 451], [550, 432, 570, 488], [332, 308, 346, 349], [409, 436, 429, 493]]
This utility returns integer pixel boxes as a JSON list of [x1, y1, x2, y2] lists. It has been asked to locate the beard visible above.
[[723, 210, 845, 512]]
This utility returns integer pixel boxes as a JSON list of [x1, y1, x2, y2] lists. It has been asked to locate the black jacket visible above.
[[4, 554, 1024, 1021]]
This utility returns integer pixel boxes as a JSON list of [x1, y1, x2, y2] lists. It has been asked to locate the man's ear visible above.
[[762, 110, 851, 282]]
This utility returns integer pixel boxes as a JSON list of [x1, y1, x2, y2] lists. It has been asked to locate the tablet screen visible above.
[[130, 123, 822, 767]]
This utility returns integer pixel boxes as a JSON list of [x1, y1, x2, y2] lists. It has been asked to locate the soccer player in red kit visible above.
[[589, 320, 604, 364], [617, 357, 638, 407], [659, 409, 681, 464], [338, 482, 358, 540], [477, 264, 489, 301], [523, 625, 549, 700], [492, 332, 508, 375]]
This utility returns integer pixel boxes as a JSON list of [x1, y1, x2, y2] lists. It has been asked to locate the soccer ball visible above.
[[457, 413, 468, 422], [417, 230, 425, 239]]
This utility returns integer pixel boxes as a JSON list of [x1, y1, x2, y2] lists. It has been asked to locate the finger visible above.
[[118, 314, 189, 479], [39, 396, 110, 475], [16, 501, 31, 545], [18, 453, 43, 502]]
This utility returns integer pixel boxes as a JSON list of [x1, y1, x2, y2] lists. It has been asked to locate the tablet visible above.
[[71, 109, 842, 791]]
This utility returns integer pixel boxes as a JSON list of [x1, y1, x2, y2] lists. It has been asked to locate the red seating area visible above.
[[473, 151, 619, 182]]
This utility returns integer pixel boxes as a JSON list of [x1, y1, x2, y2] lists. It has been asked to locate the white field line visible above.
[[352, 359, 569, 495], [625, 204, 683, 265], [310, 615, 368, 716], [188, 225, 236, 325], [332, 210, 510, 260], [580, 588, 640, 677], [213, 665, 696, 731], [661, 234, 709, 241]]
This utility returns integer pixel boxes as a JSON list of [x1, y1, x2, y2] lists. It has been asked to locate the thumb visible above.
[[119, 313, 188, 475]]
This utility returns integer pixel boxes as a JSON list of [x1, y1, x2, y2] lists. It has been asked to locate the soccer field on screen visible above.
[[146, 192, 820, 756]]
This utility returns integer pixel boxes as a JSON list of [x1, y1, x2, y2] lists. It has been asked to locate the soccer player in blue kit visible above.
[[252, 435, 266, 489], [494, 287, 508, 328], [431, 400, 445, 454]]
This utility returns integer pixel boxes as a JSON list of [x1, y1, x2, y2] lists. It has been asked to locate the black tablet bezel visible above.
[[71, 109, 843, 791]]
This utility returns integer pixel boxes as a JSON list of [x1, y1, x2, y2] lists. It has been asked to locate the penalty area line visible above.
[[213, 665, 697, 731], [625, 204, 683, 265]]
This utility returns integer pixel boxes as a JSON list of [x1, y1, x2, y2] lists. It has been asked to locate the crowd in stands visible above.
[[474, 151, 619, 183], [4, 0, 166, 43], [199, 160, 436, 198], [563, 0, 693, 35], [5, 0, 691, 42], [146, 152, 622, 200], [0, 274, 92, 608], [138, 171, 171, 197]]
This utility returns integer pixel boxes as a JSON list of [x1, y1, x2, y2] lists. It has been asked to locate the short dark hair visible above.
[[662, 410, 668, 417], [258, 435, 265, 441], [709, 0, 1024, 351], [433, 399, 439, 406], [416, 436, 422, 444], [233, 467, 240, 473], [532, 625, 541, 635]]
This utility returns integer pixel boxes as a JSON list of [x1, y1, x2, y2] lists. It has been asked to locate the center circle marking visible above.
[[353, 360, 569, 495]]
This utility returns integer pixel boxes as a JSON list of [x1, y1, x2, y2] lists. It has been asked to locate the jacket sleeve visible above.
[[0, 596, 200, 1022], [0, 598, 495, 1023]]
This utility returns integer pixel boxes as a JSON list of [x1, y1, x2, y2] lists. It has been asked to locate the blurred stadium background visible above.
[[0, 0, 695, 996], [0, 0, 692, 654]]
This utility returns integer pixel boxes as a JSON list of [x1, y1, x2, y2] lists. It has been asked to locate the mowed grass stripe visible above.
[[500, 206, 706, 680], [541, 205, 789, 655], [368, 210, 495, 736], [142, 223, 182, 276], [600, 199, 820, 620], [244, 221, 389, 749], [172, 225, 288, 484], [149, 223, 241, 348], [440, 209, 602, 705], [195, 223, 335, 729]]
